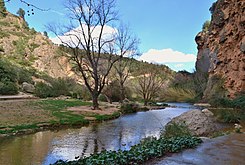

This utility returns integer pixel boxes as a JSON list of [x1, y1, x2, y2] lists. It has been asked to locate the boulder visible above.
[[22, 82, 35, 93], [167, 109, 218, 136]]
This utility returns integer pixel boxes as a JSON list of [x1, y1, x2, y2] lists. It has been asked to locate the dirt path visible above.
[[147, 133, 245, 165]]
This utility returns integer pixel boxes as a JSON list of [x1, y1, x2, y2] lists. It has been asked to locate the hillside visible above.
[[0, 12, 75, 78], [195, 0, 245, 99], [0, 10, 174, 98]]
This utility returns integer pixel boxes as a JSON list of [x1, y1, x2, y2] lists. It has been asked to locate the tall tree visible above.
[[0, 0, 7, 17], [17, 8, 25, 19], [48, 0, 122, 109], [113, 24, 139, 102], [136, 67, 166, 106]]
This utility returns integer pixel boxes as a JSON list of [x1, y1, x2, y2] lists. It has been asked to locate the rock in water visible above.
[[167, 109, 218, 136]]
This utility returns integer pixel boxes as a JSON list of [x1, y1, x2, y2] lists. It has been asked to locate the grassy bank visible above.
[[0, 99, 121, 136]]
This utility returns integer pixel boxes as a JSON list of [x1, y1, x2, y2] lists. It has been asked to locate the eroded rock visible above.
[[167, 109, 218, 136]]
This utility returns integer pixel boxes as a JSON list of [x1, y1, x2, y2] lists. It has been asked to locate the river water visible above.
[[0, 103, 194, 165]]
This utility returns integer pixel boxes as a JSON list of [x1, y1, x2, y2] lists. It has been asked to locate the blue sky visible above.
[[5, 0, 216, 72]]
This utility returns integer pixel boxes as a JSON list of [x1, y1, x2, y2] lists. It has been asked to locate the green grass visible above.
[[0, 124, 38, 134], [37, 99, 92, 125], [94, 112, 121, 121]]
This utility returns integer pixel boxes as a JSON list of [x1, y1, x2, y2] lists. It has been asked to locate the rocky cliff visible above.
[[195, 0, 245, 98], [0, 12, 76, 79]]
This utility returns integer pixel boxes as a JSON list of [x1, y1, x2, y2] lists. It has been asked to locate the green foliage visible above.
[[0, 124, 38, 134], [0, 31, 10, 38], [34, 78, 77, 98], [0, 0, 7, 17], [162, 122, 192, 138], [209, 2, 217, 14], [120, 102, 140, 114], [0, 58, 19, 95], [210, 95, 245, 110], [210, 108, 245, 123], [53, 136, 202, 165], [34, 82, 53, 98], [37, 99, 91, 125], [16, 8, 25, 19], [162, 70, 208, 103], [163, 87, 197, 102], [43, 31, 48, 38], [0, 45, 4, 52], [94, 112, 121, 121], [0, 80, 18, 95], [202, 20, 211, 32]]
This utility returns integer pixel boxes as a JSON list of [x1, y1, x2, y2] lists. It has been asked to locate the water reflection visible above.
[[0, 103, 193, 165]]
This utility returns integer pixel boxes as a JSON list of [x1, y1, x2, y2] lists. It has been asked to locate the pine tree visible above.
[[0, 0, 7, 17], [17, 8, 25, 20]]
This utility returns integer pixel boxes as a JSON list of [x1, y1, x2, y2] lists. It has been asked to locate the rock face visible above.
[[195, 0, 245, 98], [167, 109, 218, 136], [0, 12, 78, 80]]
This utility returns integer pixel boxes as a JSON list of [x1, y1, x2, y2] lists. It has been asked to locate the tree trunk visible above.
[[119, 85, 125, 103], [92, 94, 99, 110], [144, 101, 147, 106]]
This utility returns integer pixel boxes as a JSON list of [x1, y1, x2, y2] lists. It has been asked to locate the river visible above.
[[0, 103, 195, 165]]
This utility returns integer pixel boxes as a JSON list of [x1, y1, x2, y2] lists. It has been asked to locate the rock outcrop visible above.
[[167, 109, 218, 136], [0, 12, 77, 79], [195, 0, 245, 98]]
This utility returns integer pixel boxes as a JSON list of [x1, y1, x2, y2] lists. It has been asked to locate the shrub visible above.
[[162, 122, 192, 138], [202, 20, 211, 32], [120, 102, 140, 114], [0, 80, 18, 95], [210, 108, 245, 123], [34, 82, 53, 98], [0, 45, 4, 52]]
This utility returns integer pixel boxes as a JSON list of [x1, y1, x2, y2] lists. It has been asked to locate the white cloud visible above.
[[139, 48, 196, 63], [50, 24, 117, 49]]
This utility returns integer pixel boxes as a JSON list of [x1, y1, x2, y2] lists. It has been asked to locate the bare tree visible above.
[[113, 24, 139, 102], [48, 0, 121, 109], [136, 68, 165, 106]]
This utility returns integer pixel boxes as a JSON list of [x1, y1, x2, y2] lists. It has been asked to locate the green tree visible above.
[[0, 0, 7, 17], [43, 31, 48, 38], [202, 20, 210, 32], [17, 8, 25, 19]]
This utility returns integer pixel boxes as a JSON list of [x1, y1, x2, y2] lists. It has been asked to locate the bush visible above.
[[209, 95, 245, 110], [120, 102, 139, 114], [34, 82, 53, 98], [202, 20, 211, 32], [210, 108, 245, 123], [162, 122, 192, 138], [0, 80, 18, 95]]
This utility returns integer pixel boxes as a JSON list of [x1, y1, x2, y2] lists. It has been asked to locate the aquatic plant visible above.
[[53, 136, 202, 165]]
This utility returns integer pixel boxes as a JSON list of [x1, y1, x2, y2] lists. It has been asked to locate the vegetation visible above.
[[202, 20, 211, 32], [94, 112, 121, 122], [54, 136, 201, 165], [162, 122, 192, 138], [16, 8, 25, 19], [162, 70, 208, 103], [0, 0, 7, 17]]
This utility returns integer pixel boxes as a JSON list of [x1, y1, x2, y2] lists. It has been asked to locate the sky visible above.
[[5, 0, 216, 72]]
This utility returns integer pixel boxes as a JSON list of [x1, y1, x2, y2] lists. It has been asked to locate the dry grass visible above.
[[0, 100, 56, 127]]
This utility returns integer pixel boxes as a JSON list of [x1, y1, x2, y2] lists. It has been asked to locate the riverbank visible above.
[[0, 99, 121, 138], [146, 133, 245, 165]]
